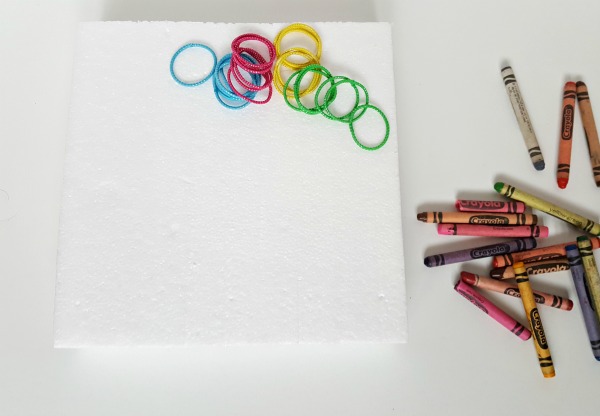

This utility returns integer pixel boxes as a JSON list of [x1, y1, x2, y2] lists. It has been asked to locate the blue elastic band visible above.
[[170, 43, 217, 87], [213, 53, 261, 109]]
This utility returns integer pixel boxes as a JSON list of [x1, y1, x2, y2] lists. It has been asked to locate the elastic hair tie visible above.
[[274, 23, 322, 70], [273, 48, 321, 97], [213, 53, 261, 109], [170, 43, 217, 87], [349, 104, 390, 151], [228, 33, 275, 104], [316, 76, 369, 123], [230, 34, 276, 73], [285, 64, 336, 115]]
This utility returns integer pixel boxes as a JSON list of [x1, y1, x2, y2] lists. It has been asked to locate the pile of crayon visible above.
[[419, 181, 600, 378], [501, 67, 600, 188]]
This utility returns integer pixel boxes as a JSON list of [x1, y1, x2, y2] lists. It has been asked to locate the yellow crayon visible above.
[[577, 236, 600, 324], [495, 182, 600, 236], [513, 262, 555, 378]]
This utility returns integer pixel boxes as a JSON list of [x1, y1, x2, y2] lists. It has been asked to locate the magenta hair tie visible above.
[[228, 33, 275, 104]]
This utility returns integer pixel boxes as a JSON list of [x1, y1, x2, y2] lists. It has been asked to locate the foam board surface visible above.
[[55, 22, 405, 346]]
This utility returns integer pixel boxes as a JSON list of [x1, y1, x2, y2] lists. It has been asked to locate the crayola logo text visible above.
[[562, 105, 574, 140], [469, 215, 509, 225], [471, 244, 509, 258], [530, 309, 548, 348]]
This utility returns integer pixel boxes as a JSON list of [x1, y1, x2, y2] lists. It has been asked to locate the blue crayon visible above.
[[424, 237, 537, 267], [566, 244, 600, 361]]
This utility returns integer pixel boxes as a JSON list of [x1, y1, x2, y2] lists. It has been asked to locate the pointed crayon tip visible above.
[[460, 272, 476, 285], [557, 178, 568, 189], [493, 182, 504, 193], [417, 212, 427, 222], [576, 81, 586, 88], [534, 160, 545, 171]]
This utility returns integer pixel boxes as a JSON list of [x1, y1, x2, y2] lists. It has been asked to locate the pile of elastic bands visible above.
[[169, 23, 389, 151], [170, 33, 275, 109]]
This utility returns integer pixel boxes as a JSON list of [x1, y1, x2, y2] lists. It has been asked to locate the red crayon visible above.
[[438, 224, 548, 238], [454, 280, 531, 340], [455, 199, 526, 213], [557, 82, 576, 189]]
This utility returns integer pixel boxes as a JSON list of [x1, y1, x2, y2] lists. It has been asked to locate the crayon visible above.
[[492, 237, 600, 267], [501, 66, 545, 171], [566, 245, 600, 361], [490, 257, 570, 280], [454, 279, 531, 341], [495, 182, 600, 236], [455, 199, 526, 213], [513, 262, 555, 378], [438, 224, 548, 238], [557, 82, 577, 189], [424, 237, 537, 267], [577, 236, 600, 325], [417, 211, 537, 225], [461, 271, 573, 311], [576, 82, 600, 187]]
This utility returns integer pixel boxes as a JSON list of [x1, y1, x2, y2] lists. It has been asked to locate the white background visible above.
[[1, 0, 600, 415]]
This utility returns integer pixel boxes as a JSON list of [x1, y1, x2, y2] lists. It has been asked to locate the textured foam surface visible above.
[[54, 22, 405, 346]]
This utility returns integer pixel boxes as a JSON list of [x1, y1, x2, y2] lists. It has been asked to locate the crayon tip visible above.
[[534, 160, 545, 171], [565, 81, 577, 89], [493, 182, 504, 193], [576, 81, 586, 88], [538, 227, 549, 238], [417, 212, 427, 222], [565, 300, 574, 311], [424, 257, 433, 267], [543, 371, 556, 379], [557, 178, 568, 189], [460, 272, 476, 285], [595, 356, 600, 362], [577, 235, 589, 243]]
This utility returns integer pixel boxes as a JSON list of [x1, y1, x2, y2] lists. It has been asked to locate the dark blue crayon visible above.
[[567, 244, 600, 361], [424, 237, 537, 267]]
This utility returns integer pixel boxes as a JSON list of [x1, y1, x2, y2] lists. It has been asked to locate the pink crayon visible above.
[[456, 199, 526, 213], [438, 224, 548, 238], [454, 280, 532, 341]]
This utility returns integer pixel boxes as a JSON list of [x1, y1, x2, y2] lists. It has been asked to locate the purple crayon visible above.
[[424, 237, 537, 267], [566, 245, 600, 361], [454, 280, 531, 340]]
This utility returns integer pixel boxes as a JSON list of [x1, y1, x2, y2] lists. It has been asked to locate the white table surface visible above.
[[1, 0, 599, 414]]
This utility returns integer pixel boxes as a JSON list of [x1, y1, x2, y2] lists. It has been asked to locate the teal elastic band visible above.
[[170, 43, 217, 87]]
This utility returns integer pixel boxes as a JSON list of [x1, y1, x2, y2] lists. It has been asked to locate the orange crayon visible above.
[[576, 81, 600, 186], [557, 82, 576, 189], [492, 237, 600, 268], [417, 211, 537, 225], [490, 257, 570, 280]]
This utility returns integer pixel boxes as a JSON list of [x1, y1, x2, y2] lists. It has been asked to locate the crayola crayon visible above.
[[576, 82, 600, 186], [490, 257, 570, 280], [566, 245, 600, 361], [424, 237, 537, 267], [438, 224, 548, 238], [461, 271, 572, 311], [417, 211, 537, 225], [493, 237, 600, 267], [455, 199, 526, 213], [557, 82, 577, 189], [501, 66, 545, 170], [495, 182, 600, 235], [513, 262, 555, 378], [454, 280, 531, 341], [577, 236, 600, 324]]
